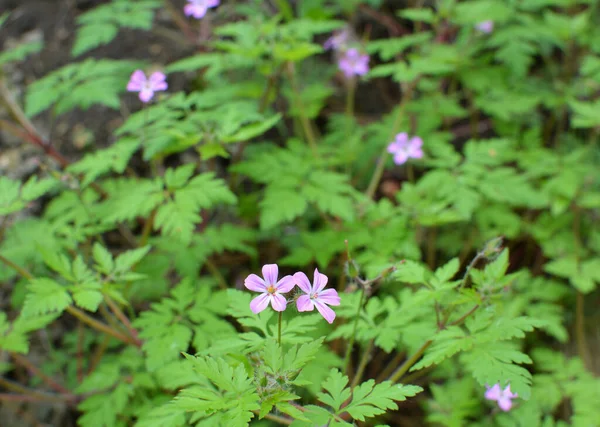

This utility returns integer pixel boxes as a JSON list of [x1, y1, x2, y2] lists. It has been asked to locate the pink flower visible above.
[[387, 132, 423, 165], [184, 0, 219, 19], [485, 384, 518, 411], [126, 70, 168, 103], [244, 264, 295, 313], [324, 29, 349, 51], [338, 48, 369, 78], [475, 20, 494, 33], [294, 269, 340, 324]]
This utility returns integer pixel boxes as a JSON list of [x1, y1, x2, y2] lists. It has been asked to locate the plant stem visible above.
[[346, 79, 356, 118], [278, 311, 283, 346], [162, 0, 197, 45], [253, 410, 293, 425], [365, 81, 417, 199], [104, 296, 143, 346], [286, 63, 319, 158], [343, 287, 366, 373], [0, 253, 33, 279], [576, 291, 592, 370], [10, 353, 70, 394], [139, 208, 156, 247], [351, 339, 373, 388], [388, 340, 432, 383], [449, 304, 479, 326], [87, 335, 111, 375], [205, 258, 228, 290], [66, 306, 141, 348]]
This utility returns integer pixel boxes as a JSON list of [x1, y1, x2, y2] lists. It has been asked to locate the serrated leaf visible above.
[[22, 278, 72, 317]]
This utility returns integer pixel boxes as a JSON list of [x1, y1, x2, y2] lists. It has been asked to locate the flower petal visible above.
[[262, 264, 279, 285], [503, 385, 518, 399], [387, 141, 401, 154], [296, 295, 314, 312], [139, 88, 154, 103], [497, 396, 513, 412], [314, 300, 336, 324], [185, 4, 207, 18], [317, 288, 340, 306], [313, 268, 329, 293], [207, 0, 220, 7], [484, 384, 501, 401], [250, 293, 270, 314], [293, 272, 312, 294], [126, 70, 146, 91], [276, 275, 296, 293], [393, 152, 409, 165], [395, 132, 409, 145], [244, 274, 266, 292], [149, 72, 168, 91], [270, 293, 287, 312]]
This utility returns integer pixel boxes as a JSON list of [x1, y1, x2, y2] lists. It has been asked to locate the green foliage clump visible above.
[[0, 0, 599, 426]]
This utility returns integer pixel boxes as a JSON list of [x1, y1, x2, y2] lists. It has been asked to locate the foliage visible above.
[[0, 0, 599, 426]]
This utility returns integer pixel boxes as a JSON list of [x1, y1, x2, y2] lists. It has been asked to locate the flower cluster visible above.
[[184, 0, 219, 19], [244, 264, 341, 324], [485, 383, 518, 411], [387, 132, 423, 165], [126, 70, 168, 103], [324, 28, 369, 79]]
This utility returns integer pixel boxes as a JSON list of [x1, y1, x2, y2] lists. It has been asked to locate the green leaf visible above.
[[174, 355, 259, 426], [398, 8, 436, 23], [434, 258, 460, 283], [92, 243, 115, 274], [343, 381, 423, 421], [318, 369, 352, 412], [115, 246, 151, 273], [22, 278, 72, 317], [221, 113, 282, 143], [72, 0, 160, 56]]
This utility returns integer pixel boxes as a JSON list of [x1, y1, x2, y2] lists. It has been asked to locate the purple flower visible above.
[[387, 132, 423, 165], [338, 48, 369, 78], [485, 384, 518, 411], [244, 264, 295, 313], [126, 70, 168, 103], [324, 29, 349, 51], [184, 0, 219, 19], [475, 20, 494, 33], [294, 269, 341, 324]]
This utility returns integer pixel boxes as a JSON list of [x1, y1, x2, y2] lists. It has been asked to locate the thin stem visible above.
[[253, 410, 293, 425], [139, 208, 156, 247], [10, 353, 70, 394], [205, 258, 228, 290], [87, 335, 111, 375], [345, 79, 356, 118], [576, 291, 592, 370], [343, 287, 366, 372], [0, 83, 69, 168], [0, 393, 73, 405], [66, 306, 141, 347], [449, 304, 479, 326], [162, 0, 197, 45], [351, 339, 373, 388], [278, 311, 283, 346], [388, 340, 432, 383], [365, 81, 417, 199], [104, 296, 143, 346], [375, 351, 405, 383], [286, 63, 318, 157], [426, 227, 437, 269], [0, 253, 34, 279]]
